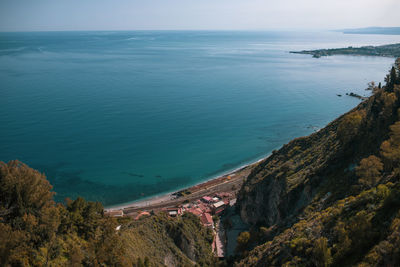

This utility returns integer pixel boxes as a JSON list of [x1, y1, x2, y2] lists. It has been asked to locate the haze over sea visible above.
[[1, 31, 400, 206]]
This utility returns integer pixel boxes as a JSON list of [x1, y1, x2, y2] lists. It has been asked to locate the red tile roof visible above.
[[197, 203, 212, 213], [200, 213, 213, 227], [202, 196, 213, 202], [187, 208, 202, 216]]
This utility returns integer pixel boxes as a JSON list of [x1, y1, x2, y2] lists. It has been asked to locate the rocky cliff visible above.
[[234, 59, 400, 266]]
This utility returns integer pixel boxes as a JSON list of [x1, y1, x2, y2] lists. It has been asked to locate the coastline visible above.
[[101, 44, 400, 214], [105, 154, 268, 212]]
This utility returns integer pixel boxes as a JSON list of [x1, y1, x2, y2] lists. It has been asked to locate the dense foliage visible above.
[[122, 213, 215, 266], [0, 161, 214, 266]]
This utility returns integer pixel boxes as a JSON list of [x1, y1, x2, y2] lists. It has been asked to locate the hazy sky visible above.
[[0, 0, 399, 31]]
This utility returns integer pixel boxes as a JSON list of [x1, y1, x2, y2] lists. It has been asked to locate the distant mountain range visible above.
[[339, 27, 400, 35]]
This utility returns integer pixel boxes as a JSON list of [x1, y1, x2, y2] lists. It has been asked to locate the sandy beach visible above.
[[105, 157, 265, 215]]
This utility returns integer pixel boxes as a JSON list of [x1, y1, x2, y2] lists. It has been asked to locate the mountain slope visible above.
[[235, 59, 400, 266]]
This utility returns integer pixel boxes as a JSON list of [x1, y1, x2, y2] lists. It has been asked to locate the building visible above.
[[182, 203, 191, 209], [187, 207, 203, 217], [197, 202, 212, 214], [201, 196, 213, 203], [212, 201, 226, 214], [165, 207, 183, 217], [200, 213, 214, 229], [104, 210, 124, 217], [216, 192, 231, 199]]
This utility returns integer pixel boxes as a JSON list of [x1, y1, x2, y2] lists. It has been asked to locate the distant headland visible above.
[[339, 26, 400, 35], [290, 43, 400, 58]]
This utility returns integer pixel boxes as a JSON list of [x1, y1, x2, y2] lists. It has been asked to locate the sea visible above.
[[1, 30, 399, 206]]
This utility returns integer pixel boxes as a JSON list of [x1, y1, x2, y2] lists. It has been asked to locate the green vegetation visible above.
[[238, 182, 400, 266], [337, 110, 365, 144], [236, 231, 251, 254], [122, 212, 215, 266], [356, 155, 383, 188], [290, 43, 400, 58], [0, 161, 215, 266], [235, 58, 400, 266]]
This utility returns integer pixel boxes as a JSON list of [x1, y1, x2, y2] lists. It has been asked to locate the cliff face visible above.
[[237, 118, 341, 226], [238, 83, 399, 228], [235, 60, 400, 266]]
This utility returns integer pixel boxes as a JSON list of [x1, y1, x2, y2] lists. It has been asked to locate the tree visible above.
[[236, 231, 251, 253], [348, 210, 372, 253], [337, 110, 365, 144], [68, 241, 84, 267], [312, 237, 332, 267], [381, 121, 400, 171], [381, 92, 397, 119], [332, 221, 351, 262], [396, 58, 400, 85], [391, 66, 397, 85], [0, 160, 54, 221], [356, 156, 384, 188], [385, 66, 398, 91], [0, 161, 57, 265]]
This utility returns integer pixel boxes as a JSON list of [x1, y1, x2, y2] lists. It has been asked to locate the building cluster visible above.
[[105, 192, 236, 259], [106, 192, 236, 230], [164, 192, 235, 229]]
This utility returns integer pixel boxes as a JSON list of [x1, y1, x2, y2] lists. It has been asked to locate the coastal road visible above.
[[120, 165, 255, 215]]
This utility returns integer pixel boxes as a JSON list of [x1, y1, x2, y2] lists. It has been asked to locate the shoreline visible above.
[[105, 154, 268, 212]]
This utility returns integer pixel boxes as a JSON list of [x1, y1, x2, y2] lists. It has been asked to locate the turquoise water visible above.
[[1, 31, 399, 206]]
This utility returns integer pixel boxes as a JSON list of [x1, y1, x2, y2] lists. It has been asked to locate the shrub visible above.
[[337, 110, 365, 144], [356, 155, 383, 188]]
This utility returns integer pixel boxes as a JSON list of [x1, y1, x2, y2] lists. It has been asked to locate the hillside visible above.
[[234, 58, 400, 266], [0, 161, 215, 266]]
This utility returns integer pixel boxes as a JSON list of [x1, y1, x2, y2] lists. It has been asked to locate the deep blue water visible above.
[[1, 31, 399, 206]]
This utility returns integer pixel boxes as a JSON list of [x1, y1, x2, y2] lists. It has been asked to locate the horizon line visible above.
[[0, 26, 399, 34]]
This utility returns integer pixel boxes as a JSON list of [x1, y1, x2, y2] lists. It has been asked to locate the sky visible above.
[[0, 0, 399, 32]]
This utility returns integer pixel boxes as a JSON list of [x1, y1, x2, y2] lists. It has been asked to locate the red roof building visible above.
[[200, 213, 214, 228], [197, 203, 212, 214], [187, 207, 203, 217], [202, 196, 213, 203]]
